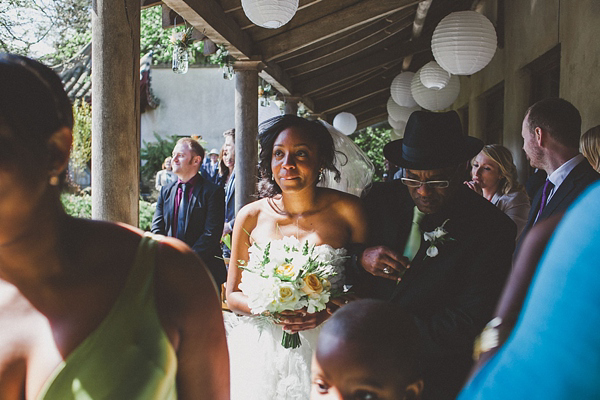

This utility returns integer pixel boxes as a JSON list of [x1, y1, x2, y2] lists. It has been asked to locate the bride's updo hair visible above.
[[258, 114, 341, 198]]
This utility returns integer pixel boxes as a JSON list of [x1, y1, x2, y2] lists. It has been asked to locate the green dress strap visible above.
[[37, 233, 178, 400]]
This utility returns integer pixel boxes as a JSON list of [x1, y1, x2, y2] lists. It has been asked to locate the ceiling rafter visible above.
[[314, 62, 405, 113], [259, 0, 421, 62], [298, 35, 430, 95], [277, 9, 414, 69]]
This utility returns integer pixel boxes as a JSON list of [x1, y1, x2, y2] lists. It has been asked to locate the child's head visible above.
[[311, 299, 424, 400]]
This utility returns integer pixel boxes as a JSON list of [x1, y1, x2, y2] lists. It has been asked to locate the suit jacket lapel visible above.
[[523, 185, 544, 234], [388, 208, 458, 301], [185, 178, 203, 233], [541, 162, 587, 219], [226, 172, 235, 205]]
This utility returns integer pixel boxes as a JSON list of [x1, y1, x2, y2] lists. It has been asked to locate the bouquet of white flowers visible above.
[[238, 236, 344, 349]]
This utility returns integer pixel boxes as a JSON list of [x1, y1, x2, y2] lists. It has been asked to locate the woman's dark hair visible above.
[[257, 114, 341, 198], [0, 53, 73, 179]]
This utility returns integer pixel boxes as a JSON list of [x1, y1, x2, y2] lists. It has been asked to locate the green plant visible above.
[[71, 99, 92, 172], [141, 132, 180, 183], [350, 126, 392, 182], [139, 199, 156, 231], [141, 6, 208, 65], [61, 192, 156, 231], [61, 193, 92, 218]]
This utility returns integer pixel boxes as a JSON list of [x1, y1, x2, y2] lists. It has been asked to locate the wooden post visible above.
[[233, 61, 262, 212], [91, 0, 140, 224]]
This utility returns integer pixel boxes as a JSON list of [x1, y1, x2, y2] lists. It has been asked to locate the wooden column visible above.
[[91, 0, 140, 224], [234, 61, 262, 212]]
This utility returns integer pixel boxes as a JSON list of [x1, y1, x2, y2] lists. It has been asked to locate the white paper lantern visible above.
[[333, 112, 357, 135], [387, 98, 420, 122], [390, 72, 418, 108], [420, 61, 451, 90], [388, 116, 404, 130], [390, 126, 406, 141], [242, 0, 299, 29], [411, 69, 460, 111], [432, 11, 497, 75]]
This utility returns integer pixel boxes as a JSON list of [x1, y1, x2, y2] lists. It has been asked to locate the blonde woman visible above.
[[581, 125, 600, 173], [465, 144, 531, 240]]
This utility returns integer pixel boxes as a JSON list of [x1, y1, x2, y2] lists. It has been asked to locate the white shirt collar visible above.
[[546, 154, 585, 200]]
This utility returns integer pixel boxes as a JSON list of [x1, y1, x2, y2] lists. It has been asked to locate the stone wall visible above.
[[141, 66, 236, 152]]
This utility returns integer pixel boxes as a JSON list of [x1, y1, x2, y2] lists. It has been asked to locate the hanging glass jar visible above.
[[222, 63, 234, 80], [172, 45, 189, 74]]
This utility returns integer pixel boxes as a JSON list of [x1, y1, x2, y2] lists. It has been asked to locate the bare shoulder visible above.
[[235, 198, 269, 229], [154, 236, 219, 303], [153, 236, 222, 339], [320, 188, 365, 217]]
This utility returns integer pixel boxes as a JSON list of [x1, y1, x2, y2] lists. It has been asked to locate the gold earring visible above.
[[49, 174, 60, 186]]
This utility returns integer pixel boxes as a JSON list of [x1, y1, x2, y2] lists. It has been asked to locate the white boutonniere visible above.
[[423, 219, 454, 259]]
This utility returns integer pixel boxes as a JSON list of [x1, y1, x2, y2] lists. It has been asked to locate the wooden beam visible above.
[[314, 62, 405, 114], [298, 35, 429, 95], [344, 91, 391, 117], [141, 0, 161, 10], [161, 0, 254, 59], [259, 60, 293, 96], [278, 9, 413, 68], [248, 0, 354, 42], [356, 106, 388, 124], [308, 68, 384, 98], [220, 0, 318, 15], [259, 0, 421, 62], [357, 112, 388, 130]]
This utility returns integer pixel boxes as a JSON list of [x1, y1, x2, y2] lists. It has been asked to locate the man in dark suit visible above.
[[519, 98, 599, 243], [152, 137, 226, 286], [353, 111, 516, 399]]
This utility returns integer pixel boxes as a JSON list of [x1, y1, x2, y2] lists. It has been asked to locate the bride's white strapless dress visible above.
[[225, 245, 347, 400]]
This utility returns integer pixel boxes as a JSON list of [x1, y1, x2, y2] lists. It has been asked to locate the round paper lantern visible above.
[[432, 11, 497, 75], [333, 112, 357, 135], [390, 126, 406, 141], [420, 61, 451, 90], [411, 69, 460, 111], [388, 116, 404, 130], [387, 98, 420, 122], [390, 72, 418, 108], [242, 0, 299, 29]]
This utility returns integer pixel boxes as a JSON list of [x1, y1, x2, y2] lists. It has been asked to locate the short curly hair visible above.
[[257, 114, 341, 198]]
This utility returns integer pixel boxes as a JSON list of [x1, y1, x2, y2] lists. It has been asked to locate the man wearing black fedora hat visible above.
[[352, 110, 516, 400]]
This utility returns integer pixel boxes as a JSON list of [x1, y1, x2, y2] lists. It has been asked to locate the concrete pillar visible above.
[[284, 96, 301, 115], [91, 0, 140, 224], [234, 61, 262, 212]]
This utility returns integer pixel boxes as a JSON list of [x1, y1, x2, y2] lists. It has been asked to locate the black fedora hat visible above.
[[384, 110, 483, 170]]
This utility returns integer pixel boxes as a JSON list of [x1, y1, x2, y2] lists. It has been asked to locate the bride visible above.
[[225, 114, 369, 399]]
